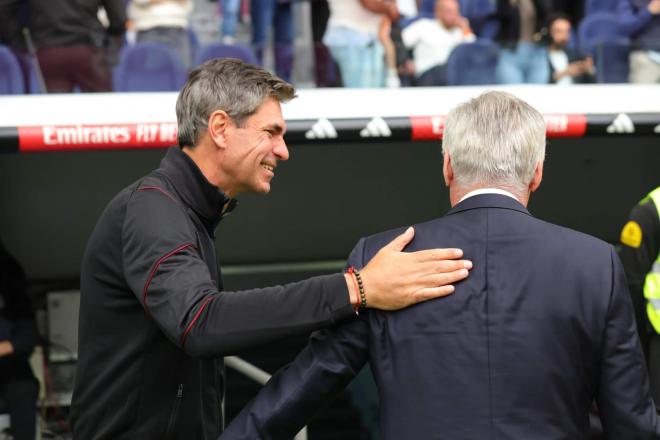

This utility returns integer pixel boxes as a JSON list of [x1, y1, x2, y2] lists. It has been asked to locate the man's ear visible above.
[[529, 161, 544, 193], [208, 110, 232, 149], [443, 151, 454, 187]]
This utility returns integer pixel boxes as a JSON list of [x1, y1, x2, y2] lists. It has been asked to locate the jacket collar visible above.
[[447, 193, 531, 217], [158, 147, 237, 226]]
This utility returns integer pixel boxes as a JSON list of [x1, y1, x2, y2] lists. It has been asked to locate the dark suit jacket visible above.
[[222, 194, 660, 439]]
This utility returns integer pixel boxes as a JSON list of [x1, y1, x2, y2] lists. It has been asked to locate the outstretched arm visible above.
[[123, 189, 470, 357]]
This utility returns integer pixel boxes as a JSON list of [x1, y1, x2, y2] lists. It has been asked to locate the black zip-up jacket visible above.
[[70, 147, 355, 440], [619, 197, 660, 360], [0, 0, 126, 49]]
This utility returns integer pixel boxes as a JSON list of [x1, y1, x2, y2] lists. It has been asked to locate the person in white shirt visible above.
[[547, 13, 594, 85], [401, 0, 475, 86], [323, 0, 399, 88]]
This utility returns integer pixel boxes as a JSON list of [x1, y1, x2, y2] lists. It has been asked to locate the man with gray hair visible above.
[[70, 59, 471, 440], [222, 91, 660, 439]]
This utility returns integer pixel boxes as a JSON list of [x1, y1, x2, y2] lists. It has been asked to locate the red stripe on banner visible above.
[[410, 116, 447, 141], [17, 123, 179, 152], [544, 114, 587, 138], [410, 114, 587, 141]]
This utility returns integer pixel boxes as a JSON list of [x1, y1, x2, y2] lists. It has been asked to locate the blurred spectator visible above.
[[323, 0, 399, 88], [386, 0, 417, 86], [1, 0, 126, 93], [219, 0, 241, 44], [617, 0, 660, 83], [547, 13, 594, 84], [379, 16, 401, 87], [128, 0, 193, 68], [377, 0, 418, 88], [250, 0, 294, 82], [0, 2, 33, 92], [401, 0, 475, 86], [491, 0, 551, 84], [0, 2, 23, 49], [0, 240, 39, 440], [311, 0, 340, 86]]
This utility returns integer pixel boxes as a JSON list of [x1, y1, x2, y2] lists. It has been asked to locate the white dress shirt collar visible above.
[[458, 188, 520, 204]]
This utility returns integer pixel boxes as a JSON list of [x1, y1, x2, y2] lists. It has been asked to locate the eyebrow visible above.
[[265, 123, 286, 135]]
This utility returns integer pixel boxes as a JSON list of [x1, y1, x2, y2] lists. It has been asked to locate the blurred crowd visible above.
[[0, 0, 659, 93]]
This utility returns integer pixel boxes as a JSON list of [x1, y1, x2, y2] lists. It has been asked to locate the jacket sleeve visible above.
[[101, 0, 127, 36], [121, 188, 356, 357], [220, 238, 371, 439], [616, 0, 654, 37], [596, 247, 660, 438]]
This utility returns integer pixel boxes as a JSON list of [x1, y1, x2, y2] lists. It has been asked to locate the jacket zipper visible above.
[[165, 383, 184, 440]]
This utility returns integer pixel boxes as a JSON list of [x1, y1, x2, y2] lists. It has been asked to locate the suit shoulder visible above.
[[362, 216, 449, 245], [534, 217, 614, 256], [357, 217, 449, 260]]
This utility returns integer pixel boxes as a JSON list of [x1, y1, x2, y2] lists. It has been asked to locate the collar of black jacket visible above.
[[159, 147, 237, 225], [447, 193, 531, 217]]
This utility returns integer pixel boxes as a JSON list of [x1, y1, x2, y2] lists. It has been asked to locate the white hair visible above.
[[442, 91, 546, 195]]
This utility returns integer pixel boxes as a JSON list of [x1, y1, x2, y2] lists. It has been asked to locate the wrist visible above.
[[344, 273, 359, 307], [348, 267, 367, 312]]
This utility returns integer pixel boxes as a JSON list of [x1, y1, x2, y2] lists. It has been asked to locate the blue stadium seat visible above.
[[446, 40, 499, 85], [23, 55, 47, 94], [188, 27, 200, 65], [0, 45, 25, 94], [113, 42, 187, 92], [593, 38, 631, 83], [578, 12, 629, 83], [193, 43, 258, 66], [578, 12, 625, 49], [460, 0, 496, 19], [585, 0, 619, 15], [419, 0, 435, 15]]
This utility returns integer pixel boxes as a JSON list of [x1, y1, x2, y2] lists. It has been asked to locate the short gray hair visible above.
[[176, 58, 296, 148], [442, 91, 546, 194]]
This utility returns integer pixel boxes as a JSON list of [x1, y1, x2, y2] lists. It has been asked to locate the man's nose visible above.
[[274, 140, 289, 161]]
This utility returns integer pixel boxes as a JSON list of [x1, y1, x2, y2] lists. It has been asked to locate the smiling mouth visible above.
[[261, 164, 275, 172]]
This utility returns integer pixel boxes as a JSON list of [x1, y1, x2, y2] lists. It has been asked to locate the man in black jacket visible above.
[[0, 240, 39, 440], [70, 59, 472, 440]]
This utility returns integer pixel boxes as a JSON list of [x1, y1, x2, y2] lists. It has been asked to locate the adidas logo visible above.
[[305, 118, 337, 139], [360, 117, 392, 138], [606, 113, 635, 134]]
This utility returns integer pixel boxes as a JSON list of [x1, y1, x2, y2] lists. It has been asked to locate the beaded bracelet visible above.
[[348, 266, 367, 312]]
